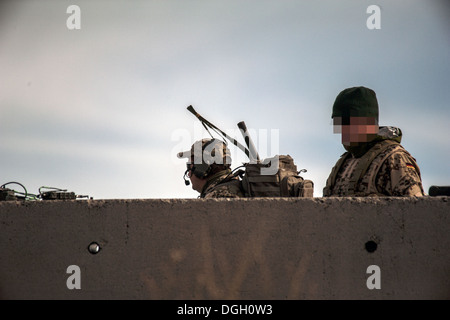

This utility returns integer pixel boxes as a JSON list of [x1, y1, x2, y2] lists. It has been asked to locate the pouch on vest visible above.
[[241, 154, 314, 197]]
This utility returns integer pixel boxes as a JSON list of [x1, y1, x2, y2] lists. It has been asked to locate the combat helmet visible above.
[[177, 138, 232, 178]]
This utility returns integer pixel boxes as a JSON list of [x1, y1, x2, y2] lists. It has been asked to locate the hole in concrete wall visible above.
[[365, 240, 378, 253], [88, 242, 101, 254]]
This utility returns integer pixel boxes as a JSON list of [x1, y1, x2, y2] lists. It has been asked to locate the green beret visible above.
[[332, 86, 379, 120]]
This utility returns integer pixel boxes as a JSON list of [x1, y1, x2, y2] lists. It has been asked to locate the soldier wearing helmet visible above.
[[178, 138, 244, 198], [323, 86, 425, 197]]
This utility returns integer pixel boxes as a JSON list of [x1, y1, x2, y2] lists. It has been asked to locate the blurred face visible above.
[[187, 163, 207, 193], [333, 116, 379, 146]]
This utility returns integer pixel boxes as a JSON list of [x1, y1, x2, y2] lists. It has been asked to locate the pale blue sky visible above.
[[1, 0, 449, 199]]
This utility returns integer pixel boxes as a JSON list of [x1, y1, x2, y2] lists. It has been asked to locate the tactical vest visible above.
[[323, 140, 408, 196]]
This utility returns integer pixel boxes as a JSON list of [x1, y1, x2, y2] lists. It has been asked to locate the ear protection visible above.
[[183, 158, 211, 186], [191, 162, 212, 179], [183, 138, 228, 186], [190, 139, 217, 179], [183, 161, 211, 186]]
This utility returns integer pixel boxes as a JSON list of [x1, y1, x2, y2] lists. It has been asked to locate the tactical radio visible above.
[[0, 188, 17, 201], [0, 182, 91, 201]]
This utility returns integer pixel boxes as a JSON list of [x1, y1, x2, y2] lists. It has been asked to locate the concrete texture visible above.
[[0, 196, 449, 300]]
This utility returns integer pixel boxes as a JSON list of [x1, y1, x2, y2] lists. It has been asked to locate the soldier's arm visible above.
[[376, 151, 425, 196]]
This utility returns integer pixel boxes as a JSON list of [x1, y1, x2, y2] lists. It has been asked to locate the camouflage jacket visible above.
[[323, 127, 425, 197], [200, 170, 244, 199]]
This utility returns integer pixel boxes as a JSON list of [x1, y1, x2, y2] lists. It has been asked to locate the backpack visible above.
[[239, 154, 314, 197], [184, 105, 314, 197]]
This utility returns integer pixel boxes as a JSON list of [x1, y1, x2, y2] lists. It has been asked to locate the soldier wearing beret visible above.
[[178, 138, 244, 198], [323, 86, 425, 197]]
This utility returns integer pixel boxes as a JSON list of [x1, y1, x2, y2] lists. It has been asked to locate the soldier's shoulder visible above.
[[380, 143, 418, 163], [204, 179, 244, 198], [375, 143, 422, 178]]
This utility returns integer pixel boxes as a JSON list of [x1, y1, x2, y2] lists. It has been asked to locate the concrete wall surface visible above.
[[0, 196, 449, 300]]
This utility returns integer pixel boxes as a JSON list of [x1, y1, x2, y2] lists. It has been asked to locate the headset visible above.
[[182, 139, 222, 186], [183, 162, 211, 186]]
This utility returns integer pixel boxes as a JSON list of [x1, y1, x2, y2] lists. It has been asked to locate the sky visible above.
[[1, 0, 449, 199]]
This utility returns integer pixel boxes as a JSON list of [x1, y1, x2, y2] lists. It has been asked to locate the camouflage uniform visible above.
[[323, 127, 425, 197], [200, 170, 244, 199]]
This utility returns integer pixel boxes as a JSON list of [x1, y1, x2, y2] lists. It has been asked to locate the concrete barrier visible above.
[[0, 196, 449, 300]]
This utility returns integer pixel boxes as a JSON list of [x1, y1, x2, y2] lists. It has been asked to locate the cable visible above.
[[1, 181, 27, 197], [1, 182, 90, 201], [38, 186, 67, 196], [0, 181, 41, 201]]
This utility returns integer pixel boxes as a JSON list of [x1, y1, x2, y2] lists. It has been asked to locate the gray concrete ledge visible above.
[[0, 196, 449, 300]]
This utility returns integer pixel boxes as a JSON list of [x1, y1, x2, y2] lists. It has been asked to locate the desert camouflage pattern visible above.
[[325, 143, 424, 197], [178, 138, 232, 166], [201, 170, 244, 199]]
